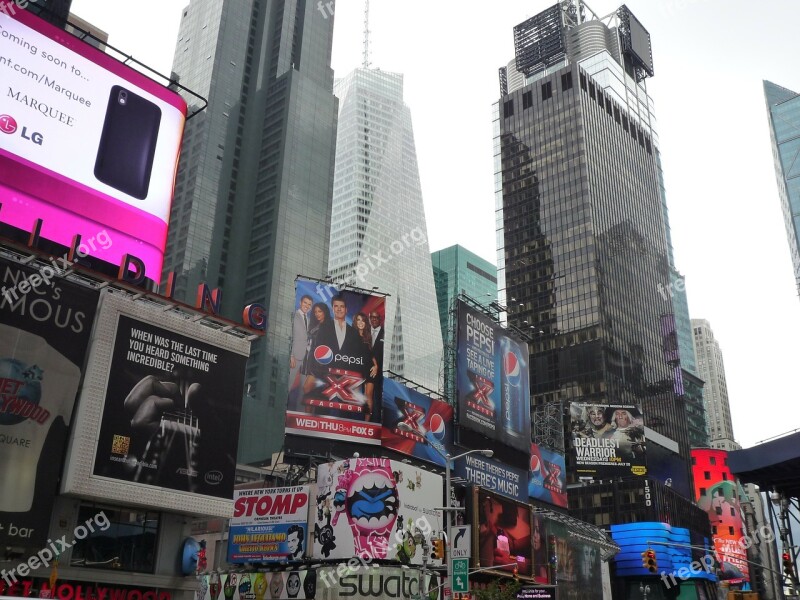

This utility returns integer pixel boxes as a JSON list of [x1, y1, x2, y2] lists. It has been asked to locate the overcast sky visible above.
[[69, 0, 800, 448]]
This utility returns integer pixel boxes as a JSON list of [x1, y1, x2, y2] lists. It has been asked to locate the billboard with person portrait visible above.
[[570, 402, 646, 479], [285, 279, 385, 445]]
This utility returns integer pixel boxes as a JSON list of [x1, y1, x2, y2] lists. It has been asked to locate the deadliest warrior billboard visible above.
[[313, 458, 443, 566], [570, 402, 647, 479], [0, 3, 186, 278], [62, 293, 251, 516], [0, 254, 98, 549], [455, 301, 531, 453], [228, 486, 311, 563], [285, 279, 385, 445], [381, 378, 453, 467]]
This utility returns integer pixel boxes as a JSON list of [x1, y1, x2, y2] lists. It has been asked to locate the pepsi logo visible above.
[[314, 345, 334, 364], [530, 454, 541, 473], [504, 351, 521, 385], [429, 414, 446, 440]]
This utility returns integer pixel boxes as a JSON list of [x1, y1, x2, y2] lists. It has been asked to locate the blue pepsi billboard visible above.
[[455, 302, 531, 453], [381, 378, 454, 467]]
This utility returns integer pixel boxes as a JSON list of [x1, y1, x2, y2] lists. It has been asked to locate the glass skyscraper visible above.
[[163, 0, 338, 463], [496, 8, 714, 595], [764, 80, 800, 299], [431, 244, 498, 343], [328, 68, 443, 391]]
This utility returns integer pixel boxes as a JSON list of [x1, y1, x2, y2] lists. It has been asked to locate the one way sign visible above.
[[450, 525, 471, 558]]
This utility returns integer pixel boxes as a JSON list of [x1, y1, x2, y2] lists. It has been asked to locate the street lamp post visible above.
[[438, 448, 494, 599]]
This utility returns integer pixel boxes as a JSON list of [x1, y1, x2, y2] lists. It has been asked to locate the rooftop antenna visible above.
[[362, 0, 371, 68]]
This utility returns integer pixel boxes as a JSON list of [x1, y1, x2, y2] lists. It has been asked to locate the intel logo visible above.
[[205, 470, 223, 485]]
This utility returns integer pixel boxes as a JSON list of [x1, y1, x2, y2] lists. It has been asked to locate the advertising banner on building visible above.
[[0, 4, 186, 278], [691, 449, 749, 583], [454, 451, 527, 503], [528, 443, 567, 508], [62, 293, 251, 516], [313, 458, 443, 566], [194, 567, 441, 600], [228, 486, 311, 563], [285, 279, 385, 445], [0, 254, 99, 548], [0, 578, 174, 600], [455, 302, 530, 453], [473, 488, 533, 576], [381, 378, 453, 467], [569, 402, 646, 478]]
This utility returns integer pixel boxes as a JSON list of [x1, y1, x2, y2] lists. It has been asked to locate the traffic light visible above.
[[783, 552, 793, 577], [641, 549, 658, 573], [431, 538, 445, 560]]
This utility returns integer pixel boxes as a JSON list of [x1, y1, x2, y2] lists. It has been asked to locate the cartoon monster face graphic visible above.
[[338, 459, 399, 558], [269, 573, 284, 599], [286, 572, 301, 598]]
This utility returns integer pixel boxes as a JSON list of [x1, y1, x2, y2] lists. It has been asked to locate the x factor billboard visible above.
[[313, 458, 443, 566], [529, 443, 567, 508], [0, 3, 186, 278], [455, 301, 531, 453], [285, 279, 385, 445], [228, 486, 311, 563], [381, 378, 453, 467], [61, 293, 251, 517], [570, 402, 647, 479], [0, 254, 99, 549]]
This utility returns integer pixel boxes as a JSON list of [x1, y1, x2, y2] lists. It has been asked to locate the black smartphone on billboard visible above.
[[94, 85, 161, 200]]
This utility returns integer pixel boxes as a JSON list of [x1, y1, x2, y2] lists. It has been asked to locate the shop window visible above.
[[70, 505, 160, 573]]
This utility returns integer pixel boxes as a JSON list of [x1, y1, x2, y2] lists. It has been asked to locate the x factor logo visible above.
[[322, 368, 365, 404], [467, 372, 495, 417], [394, 400, 427, 443]]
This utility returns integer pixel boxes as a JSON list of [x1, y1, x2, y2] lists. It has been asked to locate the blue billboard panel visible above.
[[456, 302, 531, 453], [381, 378, 454, 467], [529, 443, 567, 508], [455, 451, 527, 503]]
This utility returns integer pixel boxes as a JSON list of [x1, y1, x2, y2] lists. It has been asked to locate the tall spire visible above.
[[362, 0, 371, 68]]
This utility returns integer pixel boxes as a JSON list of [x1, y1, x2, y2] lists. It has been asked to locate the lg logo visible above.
[[0, 114, 44, 145], [0, 115, 17, 134]]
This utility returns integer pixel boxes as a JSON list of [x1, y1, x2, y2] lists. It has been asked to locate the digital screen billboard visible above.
[[0, 254, 98, 549], [691, 449, 749, 583], [381, 378, 453, 467], [569, 402, 646, 479], [529, 443, 567, 508], [0, 4, 186, 278], [285, 279, 385, 445], [474, 488, 533, 577], [456, 302, 531, 453], [62, 293, 251, 516], [228, 486, 311, 563], [313, 458, 443, 566]]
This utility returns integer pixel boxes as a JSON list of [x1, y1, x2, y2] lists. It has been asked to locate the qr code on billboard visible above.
[[111, 435, 130, 455]]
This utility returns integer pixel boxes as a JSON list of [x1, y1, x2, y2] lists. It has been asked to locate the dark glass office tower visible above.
[[163, 0, 338, 463], [496, 3, 695, 467], [23, 0, 72, 27]]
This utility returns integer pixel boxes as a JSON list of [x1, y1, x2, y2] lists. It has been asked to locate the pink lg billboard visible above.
[[0, 3, 186, 277]]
